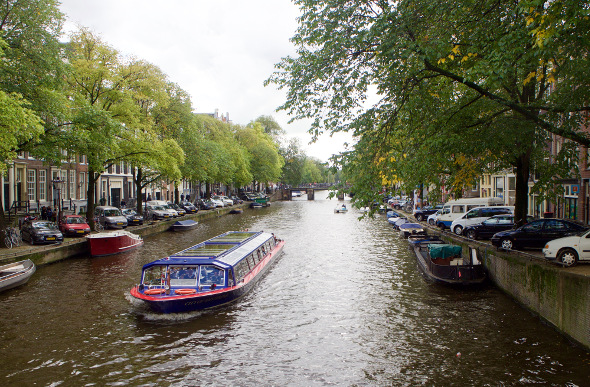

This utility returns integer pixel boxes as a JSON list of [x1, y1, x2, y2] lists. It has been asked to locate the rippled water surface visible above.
[[1, 191, 588, 386]]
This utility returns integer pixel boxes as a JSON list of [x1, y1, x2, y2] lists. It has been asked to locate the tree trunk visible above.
[[514, 151, 531, 227], [86, 169, 100, 229], [134, 167, 143, 214]]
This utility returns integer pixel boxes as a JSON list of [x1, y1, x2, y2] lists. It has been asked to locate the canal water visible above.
[[0, 191, 588, 386]]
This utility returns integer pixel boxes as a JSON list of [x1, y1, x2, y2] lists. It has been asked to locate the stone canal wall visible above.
[[481, 247, 589, 349], [0, 204, 248, 267], [437, 233, 590, 350]]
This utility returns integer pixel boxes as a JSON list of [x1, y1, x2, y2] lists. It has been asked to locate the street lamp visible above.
[[52, 177, 64, 225]]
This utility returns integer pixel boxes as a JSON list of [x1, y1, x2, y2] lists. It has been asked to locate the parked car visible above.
[[464, 214, 534, 240], [212, 195, 232, 207], [450, 206, 514, 235], [413, 204, 443, 222], [230, 196, 243, 205], [209, 197, 225, 208], [21, 220, 64, 245], [168, 202, 186, 216], [59, 215, 91, 236], [145, 204, 172, 221], [491, 218, 588, 250], [196, 199, 217, 210], [180, 201, 198, 214], [121, 208, 144, 226], [94, 206, 128, 229], [147, 200, 179, 217], [542, 229, 590, 267], [427, 210, 441, 226]]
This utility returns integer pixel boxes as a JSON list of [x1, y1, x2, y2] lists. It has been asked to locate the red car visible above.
[[59, 215, 91, 236]]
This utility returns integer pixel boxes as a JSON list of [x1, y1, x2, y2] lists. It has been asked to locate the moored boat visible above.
[[398, 223, 426, 238], [86, 230, 143, 257], [412, 241, 486, 286], [0, 259, 36, 293], [170, 219, 199, 231], [129, 230, 285, 314]]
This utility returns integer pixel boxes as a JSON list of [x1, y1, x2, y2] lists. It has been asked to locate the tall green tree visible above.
[[268, 0, 590, 224], [237, 123, 284, 191], [65, 28, 183, 224]]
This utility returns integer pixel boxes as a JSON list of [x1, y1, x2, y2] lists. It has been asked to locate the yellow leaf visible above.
[[451, 45, 461, 55], [523, 71, 536, 86], [448, 54, 455, 61], [438, 58, 446, 64]]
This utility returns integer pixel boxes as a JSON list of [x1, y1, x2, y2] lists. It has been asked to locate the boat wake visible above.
[[124, 292, 208, 321]]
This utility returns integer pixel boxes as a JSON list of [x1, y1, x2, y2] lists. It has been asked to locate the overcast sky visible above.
[[58, 0, 354, 162]]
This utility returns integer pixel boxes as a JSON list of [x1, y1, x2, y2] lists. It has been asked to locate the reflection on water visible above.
[[0, 191, 588, 385]]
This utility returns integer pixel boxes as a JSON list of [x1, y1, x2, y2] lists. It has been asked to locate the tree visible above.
[[0, 0, 66, 241], [65, 28, 184, 225], [280, 137, 306, 186], [268, 0, 590, 224], [237, 123, 284, 191]]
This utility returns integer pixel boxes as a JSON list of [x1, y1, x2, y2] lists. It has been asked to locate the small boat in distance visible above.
[[0, 259, 36, 293], [86, 230, 143, 257], [130, 230, 285, 314], [412, 241, 486, 286], [169, 219, 199, 231], [334, 204, 348, 213]]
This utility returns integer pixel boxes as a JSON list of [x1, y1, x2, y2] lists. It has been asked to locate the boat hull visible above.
[[169, 220, 198, 231], [87, 231, 143, 257], [131, 240, 285, 313], [413, 244, 486, 286], [0, 259, 36, 292]]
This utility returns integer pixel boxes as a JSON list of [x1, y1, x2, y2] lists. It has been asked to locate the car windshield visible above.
[[33, 222, 58, 230], [122, 209, 136, 215], [104, 209, 121, 216], [66, 217, 86, 224], [153, 206, 165, 210]]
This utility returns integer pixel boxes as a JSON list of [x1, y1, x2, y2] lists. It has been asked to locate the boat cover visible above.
[[428, 244, 462, 259]]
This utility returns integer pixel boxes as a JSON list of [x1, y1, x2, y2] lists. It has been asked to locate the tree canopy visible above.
[[268, 0, 590, 222]]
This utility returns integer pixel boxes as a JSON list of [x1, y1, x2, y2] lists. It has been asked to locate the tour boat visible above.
[[0, 259, 36, 293], [412, 241, 486, 285], [130, 230, 285, 314], [86, 230, 144, 257]]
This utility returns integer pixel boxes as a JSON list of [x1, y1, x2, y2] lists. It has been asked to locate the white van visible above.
[[436, 197, 504, 230], [450, 206, 514, 235]]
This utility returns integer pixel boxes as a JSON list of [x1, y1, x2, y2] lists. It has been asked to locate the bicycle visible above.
[[7, 226, 22, 247], [93, 217, 104, 232], [3, 229, 13, 249]]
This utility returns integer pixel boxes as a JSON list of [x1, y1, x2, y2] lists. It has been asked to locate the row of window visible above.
[[233, 238, 277, 283], [24, 169, 88, 202]]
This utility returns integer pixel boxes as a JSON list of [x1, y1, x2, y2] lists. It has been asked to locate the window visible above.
[[169, 266, 198, 287], [69, 170, 76, 200], [452, 205, 465, 213], [199, 265, 225, 286], [39, 170, 46, 201], [79, 172, 86, 200], [60, 170, 67, 198], [142, 266, 166, 286], [27, 170, 36, 201], [495, 177, 504, 199]]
